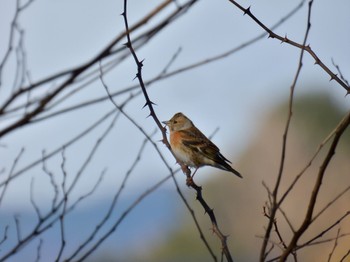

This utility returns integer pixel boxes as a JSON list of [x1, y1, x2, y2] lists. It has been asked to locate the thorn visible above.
[[133, 74, 138, 81], [146, 113, 152, 118], [142, 102, 148, 108], [329, 74, 337, 81], [123, 42, 131, 48], [120, 12, 125, 16], [243, 6, 251, 15], [314, 59, 320, 65]]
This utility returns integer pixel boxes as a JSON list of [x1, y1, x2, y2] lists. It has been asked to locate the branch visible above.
[[279, 111, 350, 260], [0, 147, 25, 206], [227, 0, 350, 94], [122, 1, 237, 261], [100, 64, 217, 261], [260, 1, 314, 260]]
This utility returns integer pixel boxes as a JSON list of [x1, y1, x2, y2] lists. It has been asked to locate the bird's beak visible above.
[[162, 120, 169, 126]]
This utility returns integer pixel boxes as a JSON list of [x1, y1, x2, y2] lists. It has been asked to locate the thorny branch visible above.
[[100, 65, 217, 261], [122, 0, 233, 261], [227, 0, 350, 94], [1, 0, 349, 261]]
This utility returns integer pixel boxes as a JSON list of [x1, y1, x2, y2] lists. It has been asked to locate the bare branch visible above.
[[0, 110, 116, 188], [261, 1, 314, 260], [41, 150, 60, 210], [34, 238, 43, 262], [227, 0, 350, 94], [340, 249, 350, 262], [30, 177, 43, 220], [0, 147, 25, 206], [327, 228, 340, 262], [280, 110, 350, 260], [0, 225, 9, 247], [74, 173, 173, 262]]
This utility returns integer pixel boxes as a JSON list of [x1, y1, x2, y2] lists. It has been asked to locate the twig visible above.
[[30, 177, 42, 220], [260, 1, 314, 260], [35, 238, 43, 262], [0, 0, 304, 125], [298, 210, 350, 249], [55, 149, 69, 262], [312, 184, 350, 223], [0, 110, 116, 188], [65, 133, 153, 261], [0, 147, 25, 206], [227, 0, 350, 94], [0, 226, 9, 247], [0, 0, 192, 138], [122, 0, 235, 261], [74, 173, 174, 262], [100, 65, 217, 261], [278, 113, 343, 207], [327, 228, 340, 262], [0, 0, 35, 87], [279, 110, 350, 261], [41, 150, 60, 210], [332, 59, 349, 87], [340, 249, 350, 262]]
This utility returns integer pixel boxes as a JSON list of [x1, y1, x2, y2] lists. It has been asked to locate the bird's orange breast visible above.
[[170, 131, 182, 148]]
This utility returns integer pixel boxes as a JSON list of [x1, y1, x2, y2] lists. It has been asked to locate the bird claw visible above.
[[186, 176, 194, 187]]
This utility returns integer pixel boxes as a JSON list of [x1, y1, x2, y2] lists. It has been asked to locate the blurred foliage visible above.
[[92, 91, 350, 262], [277, 92, 350, 152]]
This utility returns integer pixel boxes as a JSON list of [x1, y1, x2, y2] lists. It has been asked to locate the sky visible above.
[[0, 0, 350, 220], [1, 0, 350, 261]]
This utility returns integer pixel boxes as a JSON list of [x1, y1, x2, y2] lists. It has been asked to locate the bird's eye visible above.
[[173, 120, 177, 124]]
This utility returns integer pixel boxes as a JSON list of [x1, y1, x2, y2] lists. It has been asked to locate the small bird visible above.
[[162, 112, 242, 178]]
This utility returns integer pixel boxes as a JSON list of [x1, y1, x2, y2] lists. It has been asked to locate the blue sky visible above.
[[1, 1, 350, 261], [1, 0, 349, 217]]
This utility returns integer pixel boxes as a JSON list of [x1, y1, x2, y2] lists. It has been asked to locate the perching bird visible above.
[[162, 112, 242, 178]]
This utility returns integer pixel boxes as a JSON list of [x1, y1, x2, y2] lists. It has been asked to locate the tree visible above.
[[1, 0, 349, 261]]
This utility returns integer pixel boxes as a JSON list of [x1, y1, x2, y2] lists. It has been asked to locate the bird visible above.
[[162, 112, 242, 178]]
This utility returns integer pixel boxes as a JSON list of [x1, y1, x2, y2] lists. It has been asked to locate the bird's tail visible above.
[[217, 161, 242, 178], [227, 165, 243, 178]]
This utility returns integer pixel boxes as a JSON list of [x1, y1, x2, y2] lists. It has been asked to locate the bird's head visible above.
[[162, 112, 193, 132]]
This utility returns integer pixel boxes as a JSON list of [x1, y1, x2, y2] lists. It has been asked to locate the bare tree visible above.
[[1, 0, 349, 261]]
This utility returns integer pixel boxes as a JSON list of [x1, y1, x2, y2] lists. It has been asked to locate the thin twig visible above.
[[100, 64, 217, 261], [122, 0, 234, 260], [261, 1, 314, 260], [227, 0, 350, 94], [0, 147, 25, 206], [327, 228, 340, 262], [279, 110, 350, 261]]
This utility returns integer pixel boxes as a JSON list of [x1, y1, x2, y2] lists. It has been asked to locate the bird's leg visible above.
[[186, 168, 198, 187]]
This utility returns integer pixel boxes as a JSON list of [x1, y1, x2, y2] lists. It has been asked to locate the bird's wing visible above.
[[180, 129, 226, 162]]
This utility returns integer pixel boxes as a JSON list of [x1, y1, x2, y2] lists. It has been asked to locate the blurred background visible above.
[[0, 0, 349, 261]]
